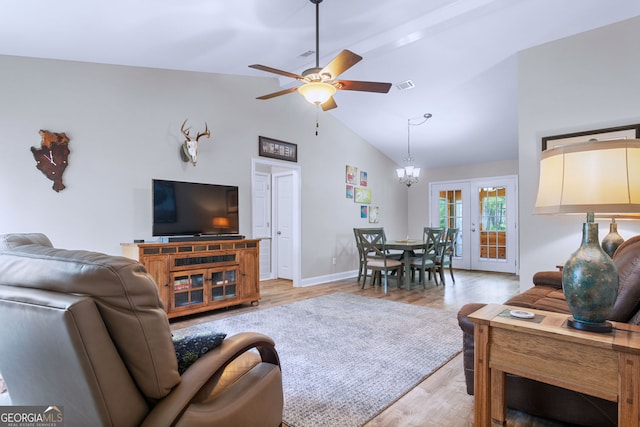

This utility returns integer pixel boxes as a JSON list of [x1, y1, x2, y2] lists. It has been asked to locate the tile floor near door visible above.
[[171, 270, 574, 427]]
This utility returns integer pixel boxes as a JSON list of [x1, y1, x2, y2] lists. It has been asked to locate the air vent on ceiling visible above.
[[298, 50, 315, 58], [395, 80, 415, 91]]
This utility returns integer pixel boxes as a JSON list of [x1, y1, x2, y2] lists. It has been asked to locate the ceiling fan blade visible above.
[[335, 80, 392, 93], [321, 50, 363, 79], [256, 87, 299, 100], [249, 64, 304, 80], [321, 96, 337, 111]]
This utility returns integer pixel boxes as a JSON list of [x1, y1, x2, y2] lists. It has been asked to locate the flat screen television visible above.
[[152, 179, 239, 237]]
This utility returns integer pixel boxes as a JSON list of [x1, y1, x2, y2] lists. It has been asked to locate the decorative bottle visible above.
[[562, 215, 619, 329]]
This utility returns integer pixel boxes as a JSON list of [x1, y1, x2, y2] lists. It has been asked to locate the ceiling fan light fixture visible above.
[[298, 82, 336, 105], [249, 0, 390, 110]]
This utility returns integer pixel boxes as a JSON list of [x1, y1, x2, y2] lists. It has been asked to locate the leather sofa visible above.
[[0, 233, 283, 427], [458, 235, 640, 427]]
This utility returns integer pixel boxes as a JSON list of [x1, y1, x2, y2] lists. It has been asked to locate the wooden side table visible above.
[[468, 304, 640, 426]]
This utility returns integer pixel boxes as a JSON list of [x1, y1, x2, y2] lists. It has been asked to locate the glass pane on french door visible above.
[[479, 187, 507, 261], [438, 189, 463, 257]]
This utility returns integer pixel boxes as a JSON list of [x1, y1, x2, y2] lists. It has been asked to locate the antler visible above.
[[196, 123, 210, 141], [181, 119, 210, 142], [180, 119, 192, 141]]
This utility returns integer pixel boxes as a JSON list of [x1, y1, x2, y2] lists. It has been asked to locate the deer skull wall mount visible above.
[[180, 119, 211, 165]]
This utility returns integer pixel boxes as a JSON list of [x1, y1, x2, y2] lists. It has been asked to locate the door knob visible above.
[[277, 231, 282, 235]]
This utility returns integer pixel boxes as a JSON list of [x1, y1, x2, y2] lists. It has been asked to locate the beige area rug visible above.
[[173, 292, 462, 427]]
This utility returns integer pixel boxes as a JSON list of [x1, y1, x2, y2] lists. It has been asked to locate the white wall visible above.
[[518, 16, 640, 291], [0, 55, 406, 281]]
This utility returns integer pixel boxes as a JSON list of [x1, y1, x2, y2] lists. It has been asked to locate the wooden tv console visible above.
[[122, 239, 260, 319]]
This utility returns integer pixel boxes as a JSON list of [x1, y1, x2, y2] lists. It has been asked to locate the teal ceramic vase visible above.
[[562, 219, 619, 331], [601, 220, 624, 258]]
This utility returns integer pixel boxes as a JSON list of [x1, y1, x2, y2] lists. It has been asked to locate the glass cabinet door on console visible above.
[[171, 270, 206, 311], [208, 268, 238, 301]]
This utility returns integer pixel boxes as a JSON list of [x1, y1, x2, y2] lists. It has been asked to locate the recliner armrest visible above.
[[532, 271, 563, 289], [141, 332, 280, 427]]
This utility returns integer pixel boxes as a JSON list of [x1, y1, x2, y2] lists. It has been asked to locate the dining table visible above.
[[383, 239, 426, 290]]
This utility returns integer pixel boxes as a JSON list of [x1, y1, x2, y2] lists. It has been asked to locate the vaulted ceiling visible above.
[[2, 0, 639, 169]]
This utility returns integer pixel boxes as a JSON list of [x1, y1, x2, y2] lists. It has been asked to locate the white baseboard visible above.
[[297, 270, 359, 287]]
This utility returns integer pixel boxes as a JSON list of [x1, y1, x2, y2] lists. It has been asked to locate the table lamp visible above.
[[534, 139, 640, 332]]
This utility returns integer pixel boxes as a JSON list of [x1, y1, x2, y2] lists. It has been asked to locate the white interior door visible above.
[[470, 176, 518, 274], [274, 172, 294, 280], [252, 172, 272, 280], [251, 158, 301, 286]]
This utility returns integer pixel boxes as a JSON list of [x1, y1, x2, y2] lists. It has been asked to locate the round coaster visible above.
[[510, 309, 534, 319]]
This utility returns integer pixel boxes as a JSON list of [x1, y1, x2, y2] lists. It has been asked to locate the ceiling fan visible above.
[[249, 0, 392, 111]]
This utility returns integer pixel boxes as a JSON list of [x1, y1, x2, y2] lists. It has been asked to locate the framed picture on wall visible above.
[[542, 124, 640, 151], [360, 171, 368, 187], [346, 185, 354, 199], [259, 136, 298, 162], [346, 165, 358, 184], [354, 187, 372, 204], [369, 206, 379, 223]]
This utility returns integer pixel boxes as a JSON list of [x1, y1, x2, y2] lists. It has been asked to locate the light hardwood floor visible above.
[[171, 270, 572, 427]]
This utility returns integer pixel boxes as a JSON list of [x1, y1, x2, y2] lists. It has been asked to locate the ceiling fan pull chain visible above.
[[315, 108, 320, 136]]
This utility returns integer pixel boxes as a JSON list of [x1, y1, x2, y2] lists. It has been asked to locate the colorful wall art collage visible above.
[[345, 165, 379, 223]]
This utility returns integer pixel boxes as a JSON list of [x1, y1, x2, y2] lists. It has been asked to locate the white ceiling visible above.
[[2, 0, 639, 169]]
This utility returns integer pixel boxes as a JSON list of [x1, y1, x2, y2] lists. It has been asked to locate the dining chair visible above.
[[356, 228, 404, 293], [408, 228, 441, 289], [353, 228, 367, 284], [435, 228, 459, 284], [423, 227, 444, 255]]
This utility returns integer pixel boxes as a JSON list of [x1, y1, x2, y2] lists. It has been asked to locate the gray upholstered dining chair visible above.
[[408, 228, 441, 288], [435, 228, 459, 284], [356, 228, 403, 293], [410, 227, 442, 289]]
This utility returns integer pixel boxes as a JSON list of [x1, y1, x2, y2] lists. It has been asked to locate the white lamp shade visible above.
[[535, 139, 640, 214], [298, 82, 336, 105], [413, 167, 421, 178], [396, 168, 405, 178]]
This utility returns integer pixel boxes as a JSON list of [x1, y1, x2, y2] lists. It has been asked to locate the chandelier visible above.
[[396, 113, 432, 187]]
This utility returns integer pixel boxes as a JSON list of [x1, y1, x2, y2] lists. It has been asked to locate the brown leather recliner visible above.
[[0, 233, 283, 427], [457, 235, 640, 427]]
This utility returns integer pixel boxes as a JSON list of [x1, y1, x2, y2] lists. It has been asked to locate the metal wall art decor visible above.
[[258, 136, 297, 162], [31, 129, 70, 192], [180, 119, 211, 165], [542, 123, 640, 151]]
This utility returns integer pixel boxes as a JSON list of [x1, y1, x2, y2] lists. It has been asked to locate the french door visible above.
[[429, 176, 518, 274]]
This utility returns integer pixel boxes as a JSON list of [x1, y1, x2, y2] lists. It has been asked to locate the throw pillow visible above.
[[173, 331, 227, 375]]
